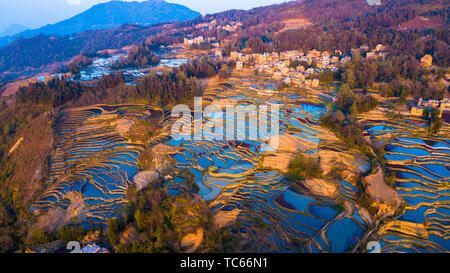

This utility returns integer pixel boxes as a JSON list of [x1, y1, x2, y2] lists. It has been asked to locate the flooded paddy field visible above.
[[167, 71, 374, 252], [73, 50, 189, 85], [360, 110, 450, 252], [31, 105, 158, 229], [32, 69, 449, 252]]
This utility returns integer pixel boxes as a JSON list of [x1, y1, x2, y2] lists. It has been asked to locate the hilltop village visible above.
[[211, 38, 449, 123], [185, 34, 390, 89]]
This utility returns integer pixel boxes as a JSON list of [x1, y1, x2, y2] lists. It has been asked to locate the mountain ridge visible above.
[[0, 0, 200, 45]]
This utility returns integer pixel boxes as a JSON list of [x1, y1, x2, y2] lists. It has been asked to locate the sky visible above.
[[0, 0, 288, 32]]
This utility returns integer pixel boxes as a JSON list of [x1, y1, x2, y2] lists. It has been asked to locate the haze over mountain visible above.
[[1, 0, 200, 44], [0, 24, 30, 38]]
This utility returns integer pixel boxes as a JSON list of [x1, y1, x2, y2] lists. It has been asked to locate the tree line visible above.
[[113, 43, 160, 69], [132, 57, 220, 108]]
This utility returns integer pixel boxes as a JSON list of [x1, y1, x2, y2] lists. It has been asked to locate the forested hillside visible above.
[[1, 0, 448, 82]]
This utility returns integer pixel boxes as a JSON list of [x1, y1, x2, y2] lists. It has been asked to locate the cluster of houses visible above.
[[184, 36, 220, 48], [410, 98, 450, 117], [183, 36, 205, 46], [354, 44, 388, 59], [228, 49, 351, 88], [192, 20, 242, 32], [216, 21, 242, 32], [360, 45, 432, 67]]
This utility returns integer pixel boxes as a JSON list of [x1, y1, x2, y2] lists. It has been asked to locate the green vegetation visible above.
[[335, 84, 379, 115], [0, 100, 55, 252], [176, 168, 199, 193], [15, 57, 223, 114], [340, 54, 447, 101], [190, 42, 214, 51], [318, 70, 336, 84], [68, 54, 92, 75], [326, 160, 346, 180], [109, 183, 210, 253], [422, 108, 443, 135], [55, 225, 88, 243], [286, 153, 322, 181], [138, 149, 156, 170], [8, 222, 89, 252], [133, 57, 221, 108], [331, 204, 345, 214], [113, 43, 160, 69], [109, 177, 277, 253], [218, 61, 235, 80], [321, 83, 378, 149], [110, 183, 180, 253], [356, 180, 378, 216], [126, 118, 161, 143], [17, 73, 125, 108]]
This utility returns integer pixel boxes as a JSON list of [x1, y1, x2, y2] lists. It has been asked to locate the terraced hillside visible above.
[[28, 69, 449, 253], [361, 109, 450, 252], [167, 71, 374, 253], [31, 105, 162, 230], [25, 68, 449, 253]]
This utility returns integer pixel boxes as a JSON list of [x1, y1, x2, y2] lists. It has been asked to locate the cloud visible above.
[[66, 0, 81, 6]]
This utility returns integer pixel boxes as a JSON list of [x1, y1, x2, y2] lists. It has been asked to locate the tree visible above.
[[287, 153, 322, 180], [336, 84, 355, 113], [107, 218, 121, 246], [343, 68, 356, 88], [427, 109, 442, 135], [218, 66, 231, 79], [134, 210, 143, 231], [27, 228, 48, 246]]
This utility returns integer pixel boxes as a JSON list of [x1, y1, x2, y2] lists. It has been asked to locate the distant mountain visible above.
[[4, 0, 200, 42], [0, 24, 29, 38]]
